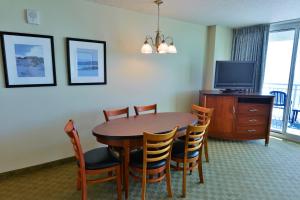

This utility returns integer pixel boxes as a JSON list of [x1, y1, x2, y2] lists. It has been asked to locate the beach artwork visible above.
[[67, 38, 106, 85], [14, 44, 45, 77], [1, 32, 56, 87], [76, 48, 98, 77]]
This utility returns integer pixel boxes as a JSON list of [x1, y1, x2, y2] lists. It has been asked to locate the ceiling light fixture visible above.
[[141, 0, 177, 54]]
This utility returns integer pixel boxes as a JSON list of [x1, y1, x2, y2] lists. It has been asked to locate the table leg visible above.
[[123, 140, 130, 199]]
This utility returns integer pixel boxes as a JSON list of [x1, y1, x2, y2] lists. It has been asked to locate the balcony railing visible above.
[[262, 83, 300, 133], [262, 83, 300, 109]]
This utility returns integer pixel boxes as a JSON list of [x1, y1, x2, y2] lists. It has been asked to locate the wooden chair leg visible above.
[[189, 162, 193, 175], [119, 149, 125, 191], [182, 161, 187, 198], [141, 167, 147, 200], [116, 166, 122, 200], [204, 136, 209, 162], [77, 171, 81, 190], [166, 164, 173, 197], [81, 173, 87, 200], [198, 146, 204, 183]]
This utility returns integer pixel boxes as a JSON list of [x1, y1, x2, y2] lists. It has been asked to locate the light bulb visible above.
[[158, 41, 168, 54], [168, 44, 177, 53], [141, 42, 153, 54]]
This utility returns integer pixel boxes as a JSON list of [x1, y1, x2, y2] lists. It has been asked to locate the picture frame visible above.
[[66, 38, 107, 85], [0, 31, 56, 88]]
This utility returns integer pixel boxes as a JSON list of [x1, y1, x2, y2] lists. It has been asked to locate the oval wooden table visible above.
[[92, 112, 198, 199]]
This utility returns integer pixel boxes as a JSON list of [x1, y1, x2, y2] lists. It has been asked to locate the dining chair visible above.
[[103, 107, 129, 177], [191, 104, 214, 162], [103, 107, 129, 122], [64, 120, 122, 200], [171, 121, 210, 198], [134, 104, 157, 116], [129, 127, 178, 200]]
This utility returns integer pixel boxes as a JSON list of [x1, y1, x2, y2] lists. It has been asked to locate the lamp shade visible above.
[[141, 43, 153, 54], [158, 42, 168, 54], [168, 44, 177, 53]]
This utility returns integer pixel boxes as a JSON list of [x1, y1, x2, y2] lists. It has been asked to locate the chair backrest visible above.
[[191, 104, 214, 125], [103, 107, 129, 122], [270, 91, 287, 107], [134, 104, 157, 116], [183, 121, 210, 159], [143, 127, 178, 167], [64, 120, 85, 170]]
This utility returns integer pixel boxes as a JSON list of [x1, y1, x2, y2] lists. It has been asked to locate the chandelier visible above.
[[141, 0, 177, 54]]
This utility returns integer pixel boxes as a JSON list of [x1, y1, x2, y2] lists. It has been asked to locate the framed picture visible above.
[[66, 38, 106, 85], [0, 32, 56, 87]]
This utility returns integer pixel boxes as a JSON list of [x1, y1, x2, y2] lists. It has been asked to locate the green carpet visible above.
[[1, 138, 300, 200]]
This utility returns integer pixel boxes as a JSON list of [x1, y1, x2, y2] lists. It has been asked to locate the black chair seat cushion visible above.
[[172, 141, 199, 159], [130, 149, 166, 169], [78, 147, 120, 170]]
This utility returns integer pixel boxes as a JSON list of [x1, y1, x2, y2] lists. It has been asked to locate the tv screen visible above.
[[214, 61, 256, 89]]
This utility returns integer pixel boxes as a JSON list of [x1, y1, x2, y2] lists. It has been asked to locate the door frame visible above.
[[268, 20, 300, 141]]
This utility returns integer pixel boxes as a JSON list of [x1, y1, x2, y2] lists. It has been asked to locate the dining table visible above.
[[92, 112, 198, 199]]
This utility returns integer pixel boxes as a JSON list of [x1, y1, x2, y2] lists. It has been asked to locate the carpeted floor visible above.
[[1, 138, 300, 200]]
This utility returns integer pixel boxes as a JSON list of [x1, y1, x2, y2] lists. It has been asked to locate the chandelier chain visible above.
[[141, 0, 177, 54]]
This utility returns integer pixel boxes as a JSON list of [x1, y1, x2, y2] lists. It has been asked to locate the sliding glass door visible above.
[[287, 35, 300, 136], [262, 30, 294, 132], [262, 21, 300, 140]]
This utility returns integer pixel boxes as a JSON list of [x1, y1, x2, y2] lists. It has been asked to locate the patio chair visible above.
[[270, 91, 287, 109]]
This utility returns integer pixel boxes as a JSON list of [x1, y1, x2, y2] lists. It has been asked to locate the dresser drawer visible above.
[[236, 125, 266, 136], [238, 103, 270, 115], [237, 115, 268, 125]]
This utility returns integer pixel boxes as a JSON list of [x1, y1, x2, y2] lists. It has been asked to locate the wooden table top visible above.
[[92, 112, 198, 139]]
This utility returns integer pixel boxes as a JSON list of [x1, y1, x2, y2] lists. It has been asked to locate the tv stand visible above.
[[199, 90, 274, 145]]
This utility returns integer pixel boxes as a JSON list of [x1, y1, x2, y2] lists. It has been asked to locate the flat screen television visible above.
[[214, 61, 256, 91]]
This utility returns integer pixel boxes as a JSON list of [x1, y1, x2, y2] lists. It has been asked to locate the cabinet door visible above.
[[205, 96, 235, 138]]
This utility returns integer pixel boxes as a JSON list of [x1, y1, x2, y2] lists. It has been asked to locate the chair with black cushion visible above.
[[129, 127, 178, 200], [191, 104, 214, 162], [134, 104, 157, 116], [103, 107, 129, 122], [103, 107, 129, 159], [171, 121, 210, 198], [64, 120, 122, 200]]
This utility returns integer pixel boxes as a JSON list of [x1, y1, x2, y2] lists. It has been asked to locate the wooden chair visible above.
[[129, 127, 178, 200], [134, 104, 157, 116], [103, 107, 129, 122], [191, 104, 214, 162], [171, 121, 210, 197], [64, 120, 122, 200], [103, 107, 129, 180]]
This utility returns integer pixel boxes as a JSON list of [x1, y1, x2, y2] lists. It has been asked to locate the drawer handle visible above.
[[247, 129, 256, 133], [249, 109, 258, 112], [248, 119, 257, 122]]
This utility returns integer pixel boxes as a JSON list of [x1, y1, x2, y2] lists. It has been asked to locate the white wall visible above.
[[203, 25, 232, 89], [0, 0, 207, 173]]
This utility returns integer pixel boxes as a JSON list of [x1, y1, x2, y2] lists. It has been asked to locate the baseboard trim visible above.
[[0, 156, 76, 180]]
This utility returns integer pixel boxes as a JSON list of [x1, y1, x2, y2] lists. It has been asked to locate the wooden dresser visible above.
[[199, 90, 274, 145]]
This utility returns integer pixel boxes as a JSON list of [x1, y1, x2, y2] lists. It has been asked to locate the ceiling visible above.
[[87, 0, 300, 27]]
